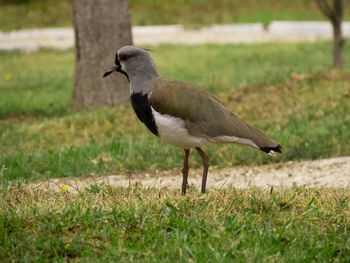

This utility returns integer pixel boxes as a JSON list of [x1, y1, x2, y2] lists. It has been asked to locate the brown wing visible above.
[[149, 77, 281, 151]]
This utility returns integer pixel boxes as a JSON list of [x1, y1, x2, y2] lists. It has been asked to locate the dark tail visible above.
[[259, 144, 283, 154]]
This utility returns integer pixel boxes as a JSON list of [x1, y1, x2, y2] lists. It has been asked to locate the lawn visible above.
[[1, 186, 350, 262], [0, 42, 350, 183], [1, 40, 350, 262], [1, 0, 350, 31]]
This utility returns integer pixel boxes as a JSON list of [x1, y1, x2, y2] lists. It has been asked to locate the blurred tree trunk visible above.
[[316, 0, 345, 68], [73, 0, 132, 111]]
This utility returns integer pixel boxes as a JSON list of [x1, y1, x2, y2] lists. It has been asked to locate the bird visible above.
[[103, 45, 282, 195]]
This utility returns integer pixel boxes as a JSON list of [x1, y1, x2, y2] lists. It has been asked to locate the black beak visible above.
[[103, 53, 129, 81], [103, 65, 118, 78]]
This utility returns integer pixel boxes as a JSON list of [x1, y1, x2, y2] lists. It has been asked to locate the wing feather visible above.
[[149, 78, 281, 150]]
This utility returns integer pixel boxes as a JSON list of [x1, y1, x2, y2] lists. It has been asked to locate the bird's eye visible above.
[[119, 54, 128, 61]]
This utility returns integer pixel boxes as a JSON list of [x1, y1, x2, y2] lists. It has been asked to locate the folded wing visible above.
[[149, 78, 282, 153]]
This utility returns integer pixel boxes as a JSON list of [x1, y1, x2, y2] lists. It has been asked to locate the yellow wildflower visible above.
[[5, 74, 12, 81], [64, 243, 70, 249], [59, 185, 68, 192]]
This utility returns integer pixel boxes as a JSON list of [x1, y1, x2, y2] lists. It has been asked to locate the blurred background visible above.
[[0, 0, 350, 30], [0, 0, 349, 183]]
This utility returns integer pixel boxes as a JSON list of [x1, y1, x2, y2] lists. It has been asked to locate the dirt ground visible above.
[[30, 156, 350, 192]]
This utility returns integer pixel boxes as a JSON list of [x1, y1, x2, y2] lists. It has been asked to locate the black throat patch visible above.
[[115, 55, 130, 81], [130, 93, 159, 136]]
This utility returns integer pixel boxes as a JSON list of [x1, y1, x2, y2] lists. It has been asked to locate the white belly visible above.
[[151, 108, 210, 149]]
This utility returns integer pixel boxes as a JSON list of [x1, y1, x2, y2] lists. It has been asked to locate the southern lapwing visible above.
[[103, 45, 282, 195]]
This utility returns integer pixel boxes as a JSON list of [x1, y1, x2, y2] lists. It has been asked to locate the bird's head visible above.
[[103, 45, 158, 82]]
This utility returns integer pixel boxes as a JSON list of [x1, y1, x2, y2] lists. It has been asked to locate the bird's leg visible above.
[[195, 147, 209, 194], [181, 149, 190, 195]]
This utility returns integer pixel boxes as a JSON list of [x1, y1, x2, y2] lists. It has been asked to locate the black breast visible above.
[[130, 93, 159, 136]]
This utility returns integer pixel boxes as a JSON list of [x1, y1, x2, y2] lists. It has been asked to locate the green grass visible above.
[[1, 42, 350, 182], [1, 42, 350, 262], [0, 49, 73, 118], [1, 0, 350, 31], [1, 186, 350, 262]]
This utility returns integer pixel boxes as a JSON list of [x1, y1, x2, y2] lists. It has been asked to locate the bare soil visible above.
[[30, 156, 350, 192]]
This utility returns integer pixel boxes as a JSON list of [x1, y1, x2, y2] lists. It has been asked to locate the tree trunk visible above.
[[315, 0, 344, 69], [332, 19, 344, 68], [73, 0, 132, 111]]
